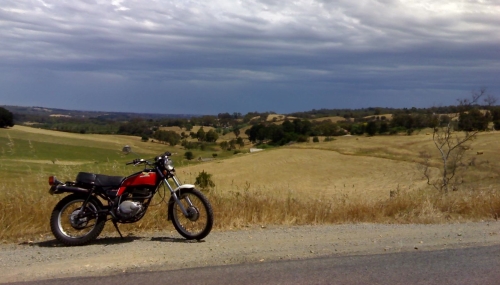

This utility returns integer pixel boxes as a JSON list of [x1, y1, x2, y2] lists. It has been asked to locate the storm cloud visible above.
[[1, 0, 499, 114]]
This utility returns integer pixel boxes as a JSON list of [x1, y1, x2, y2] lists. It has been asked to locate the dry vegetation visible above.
[[1, 126, 500, 243], [311, 116, 348, 123]]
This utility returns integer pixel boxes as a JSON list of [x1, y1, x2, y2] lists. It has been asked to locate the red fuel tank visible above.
[[117, 171, 157, 196]]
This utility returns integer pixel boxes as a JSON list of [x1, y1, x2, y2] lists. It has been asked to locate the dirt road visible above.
[[1, 222, 499, 283]]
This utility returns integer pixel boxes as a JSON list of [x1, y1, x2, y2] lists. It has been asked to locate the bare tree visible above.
[[429, 121, 475, 192], [423, 88, 493, 193], [457, 87, 487, 109], [484, 94, 497, 107]]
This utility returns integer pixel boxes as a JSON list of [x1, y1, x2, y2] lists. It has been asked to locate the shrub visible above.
[[494, 121, 500, 131], [195, 170, 215, 191], [184, 151, 194, 160], [182, 140, 199, 150], [296, 135, 309, 143]]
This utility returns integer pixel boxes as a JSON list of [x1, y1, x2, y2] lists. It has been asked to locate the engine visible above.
[[117, 201, 144, 219], [115, 187, 152, 220]]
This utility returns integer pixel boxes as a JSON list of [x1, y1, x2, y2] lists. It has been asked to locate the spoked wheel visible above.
[[50, 194, 106, 246], [170, 188, 213, 240]]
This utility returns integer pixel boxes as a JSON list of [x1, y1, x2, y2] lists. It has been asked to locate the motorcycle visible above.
[[48, 147, 214, 246]]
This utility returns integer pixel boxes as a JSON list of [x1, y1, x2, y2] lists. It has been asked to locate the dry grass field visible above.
[[5, 125, 166, 155], [179, 132, 500, 228], [158, 125, 249, 141], [310, 116, 347, 123], [1, 125, 499, 243], [179, 148, 425, 200], [181, 131, 500, 197]]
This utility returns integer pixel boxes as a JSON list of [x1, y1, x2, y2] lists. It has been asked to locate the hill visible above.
[[2, 105, 196, 120], [1, 123, 500, 243]]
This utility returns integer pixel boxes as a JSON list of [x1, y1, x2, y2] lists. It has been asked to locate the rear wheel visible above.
[[50, 194, 106, 246], [170, 188, 213, 240]]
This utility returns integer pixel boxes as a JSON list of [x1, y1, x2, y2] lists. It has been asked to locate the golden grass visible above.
[[7, 125, 167, 156], [1, 126, 500, 243], [208, 186, 500, 228], [363, 113, 393, 120], [310, 116, 347, 123], [266, 114, 287, 121], [178, 148, 426, 200], [158, 126, 184, 133], [1, 159, 93, 165]]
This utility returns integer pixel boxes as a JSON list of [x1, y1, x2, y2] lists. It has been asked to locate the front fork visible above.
[[162, 174, 193, 217]]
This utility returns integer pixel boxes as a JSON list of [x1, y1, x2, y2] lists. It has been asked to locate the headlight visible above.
[[165, 158, 174, 171]]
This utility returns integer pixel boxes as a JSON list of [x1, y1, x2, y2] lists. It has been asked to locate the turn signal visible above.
[[49, 176, 56, 186]]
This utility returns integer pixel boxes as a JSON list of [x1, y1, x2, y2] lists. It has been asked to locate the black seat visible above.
[[95, 174, 124, 188], [75, 172, 124, 188]]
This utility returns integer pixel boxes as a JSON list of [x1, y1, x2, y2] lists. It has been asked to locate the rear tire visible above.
[[169, 188, 213, 240], [50, 194, 106, 246]]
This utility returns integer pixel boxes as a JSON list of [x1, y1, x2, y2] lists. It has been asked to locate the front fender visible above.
[[174, 184, 195, 191]]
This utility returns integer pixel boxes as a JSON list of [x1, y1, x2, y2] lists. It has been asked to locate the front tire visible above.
[[169, 188, 213, 240], [50, 194, 106, 246]]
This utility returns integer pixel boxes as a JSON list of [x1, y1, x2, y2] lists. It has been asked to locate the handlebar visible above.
[[126, 158, 146, 165], [126, 152, 172, 166]]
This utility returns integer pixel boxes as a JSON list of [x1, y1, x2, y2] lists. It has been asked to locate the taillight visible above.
[[49, 176, 56, 186]]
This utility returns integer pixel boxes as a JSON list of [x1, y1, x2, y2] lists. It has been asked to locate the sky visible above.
[[1, 0, 499, 115]]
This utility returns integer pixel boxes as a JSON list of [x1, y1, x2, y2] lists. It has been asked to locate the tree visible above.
[[117, 118, 153, 137], [184, 151, 194, 160], [246, 124, 266, 143], [196, 127, 206, 142], [229, 139, 236, 149], [365, 121, 378, 136], [422, 89, 493, 192], [153, 130, 181, 146], [378, 121, 389, 134], [233, 128, 240, 137], [205, 129, 219, 142], [236, 137, 244, 148], [219, 141, 229, 150], [494, 121, 500, 131], [0, 107, 14, 128], [458, 108, 490, 131]]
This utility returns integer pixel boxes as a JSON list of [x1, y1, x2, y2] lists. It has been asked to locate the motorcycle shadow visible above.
[[33, 236, 142, 247], [150, 236, 205, 243], [32, 235, 201, 247]]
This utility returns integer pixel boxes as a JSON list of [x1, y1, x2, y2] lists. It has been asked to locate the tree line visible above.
[[4, 88, 499, 146]]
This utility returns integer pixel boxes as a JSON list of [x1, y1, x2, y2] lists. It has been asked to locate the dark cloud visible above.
[[1, 0, 499, 114]]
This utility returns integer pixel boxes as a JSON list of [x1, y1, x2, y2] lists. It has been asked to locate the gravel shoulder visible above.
[[1, 221, 499, 283]]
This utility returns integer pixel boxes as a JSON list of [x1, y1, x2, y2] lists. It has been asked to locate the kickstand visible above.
[[112, 220, 124, 239]]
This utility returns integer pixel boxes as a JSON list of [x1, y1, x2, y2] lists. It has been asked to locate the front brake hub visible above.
[[186, 207, 200, 221]]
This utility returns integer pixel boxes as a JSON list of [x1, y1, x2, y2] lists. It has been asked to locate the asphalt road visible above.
[[8, 244, 500, 285]]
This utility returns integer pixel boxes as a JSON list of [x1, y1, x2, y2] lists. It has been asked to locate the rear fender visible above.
[[49, 185, 90, 195]]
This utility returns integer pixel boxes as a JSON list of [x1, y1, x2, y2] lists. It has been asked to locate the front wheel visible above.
[[50, 194, 106, 246], [169, 188, 213, 240]]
